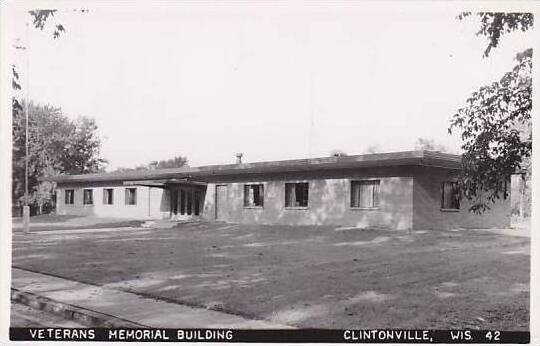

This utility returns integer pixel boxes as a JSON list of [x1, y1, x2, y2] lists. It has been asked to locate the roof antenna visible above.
[[308, 73, 315, 158]]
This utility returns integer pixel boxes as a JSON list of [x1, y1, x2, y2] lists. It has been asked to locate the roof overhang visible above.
[[46, 150, 463, 185], [125, 178, 208, 188]]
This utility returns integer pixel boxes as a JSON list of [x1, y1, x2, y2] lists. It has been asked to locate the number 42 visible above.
[[485, 331, 500, 341]]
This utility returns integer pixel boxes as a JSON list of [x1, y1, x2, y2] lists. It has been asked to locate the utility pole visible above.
[[22, 22, 30, 234]]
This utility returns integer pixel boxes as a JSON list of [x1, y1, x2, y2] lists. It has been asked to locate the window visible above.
[[441, 181, 460, 210], [125, 188, 137, 205], [83, 189, 93, 205], [65, 189, 74, 205], [285, 182, 309, 208], [244, 184, 264, 207], [351, 180, 380, 208], [103, 189, 114, 205]]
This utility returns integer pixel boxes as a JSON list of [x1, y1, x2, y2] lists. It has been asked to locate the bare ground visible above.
[[11, 218, 529, 330]]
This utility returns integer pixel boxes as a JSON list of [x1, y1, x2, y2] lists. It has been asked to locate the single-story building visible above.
[[48, 150, 511, 230]]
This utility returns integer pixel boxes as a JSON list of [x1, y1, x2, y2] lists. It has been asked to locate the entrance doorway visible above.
[[170, 186, 204, 219]]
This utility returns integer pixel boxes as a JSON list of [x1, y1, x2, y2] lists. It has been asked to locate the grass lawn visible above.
[[12, 214, 143, 232], [11, 220, 529, 330]]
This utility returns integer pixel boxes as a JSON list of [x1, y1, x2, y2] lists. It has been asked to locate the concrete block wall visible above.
[[53, 165, 512, 230], [202, 171, 414, 230], [56, 182, 170, 219], [412, 167, 511, 230]]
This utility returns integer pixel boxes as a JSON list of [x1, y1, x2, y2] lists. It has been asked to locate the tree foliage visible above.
[[12, 102, 106, 213], [451, 13, 532, 213], [28, 8, 88, 39], [11, 8, 87, 110], [28, 9, 65, 38], [329, 149, 348, 157], [364, 145, 383, 154], [111, 156, 189, 173], [156, 156, 189, 169], [414, 138, 448, 152], [12, 8, 97, 214], [458, 12, 533, 57]]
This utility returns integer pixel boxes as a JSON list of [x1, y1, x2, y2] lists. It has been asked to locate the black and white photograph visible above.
[[0, 0, 537, 344]]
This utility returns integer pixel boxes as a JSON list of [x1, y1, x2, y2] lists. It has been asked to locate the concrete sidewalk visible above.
[[11, 268, 292, 329]]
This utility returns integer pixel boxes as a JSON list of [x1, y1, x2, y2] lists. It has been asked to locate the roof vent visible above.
[[235, 153, 243, 164]]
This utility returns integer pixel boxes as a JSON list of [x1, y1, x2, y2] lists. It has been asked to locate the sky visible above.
[[7, 2, 534, 170]]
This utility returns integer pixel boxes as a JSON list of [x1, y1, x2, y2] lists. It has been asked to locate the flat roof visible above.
[[47, 150, 462, 184]]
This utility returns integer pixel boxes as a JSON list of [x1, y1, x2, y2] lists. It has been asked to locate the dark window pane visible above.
[[65, 190, 74, 205], [125, 188, 137, 205], [285, 183, 293, 207], [187, 190, 192, 215], [180, 189, 186, 215], [194, 190, 200, 216], [244, 184, 264, 207], [285, 183, 308, 207], [103, 189, 113, 205], [441, 182, 460, 209], [83, 189, 93, 205], [297, 183, 308, 207], [243, 185, 250, 207]]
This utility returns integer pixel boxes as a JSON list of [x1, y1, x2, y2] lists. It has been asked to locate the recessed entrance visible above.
[[170, 185, 205, 219]]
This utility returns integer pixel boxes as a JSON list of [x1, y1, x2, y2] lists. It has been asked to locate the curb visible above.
[[11, 288, 146, 328]]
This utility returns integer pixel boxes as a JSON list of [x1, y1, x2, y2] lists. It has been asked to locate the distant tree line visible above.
[[111, 156, 189, 173]]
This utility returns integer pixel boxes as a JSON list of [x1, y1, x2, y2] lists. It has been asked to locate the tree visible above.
[[329, 149, 347, 157], [28, 10, 66, 39], [11, 9, 74, 103], [156, 156, 189, 169], [450, 12, 532, 213], [11, 9, 87, 115], [364, 145, 383, 154], [62, 117, 107, 174], [414, 138, 448, 152], [12, 102, 106, 215], [110, 156, 189, 173], [11, 9, 97, 215], [457, 12, 533, 58]]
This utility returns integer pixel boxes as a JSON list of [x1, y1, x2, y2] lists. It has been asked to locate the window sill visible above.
[[83, 204, 94, 207], [244, 206, 263, 209], [440, 208, 460, 212], [285, 207, 309, 210], [350, 207, 380, 211]]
